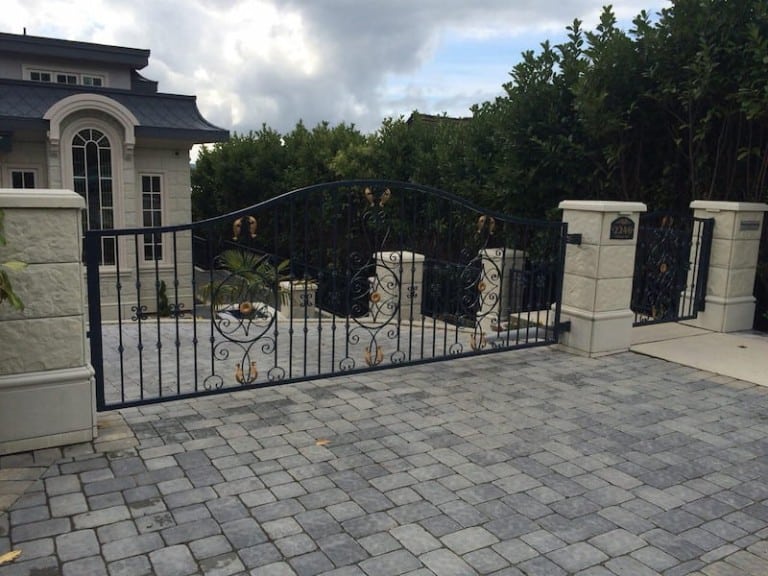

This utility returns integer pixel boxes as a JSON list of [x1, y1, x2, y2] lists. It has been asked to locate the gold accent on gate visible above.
[[477, 215, 496, 235], [364, 346, 384, 367], [233, 216, 257, 240], [470, 333, 487, 351], [370, 292, 381, 303], [235, 361, 258, 384], [364, 187, 392, 207], [478, 282, 486, 292]]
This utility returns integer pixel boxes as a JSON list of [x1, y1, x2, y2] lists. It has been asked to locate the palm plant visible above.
[[198, 249, 289, 315]]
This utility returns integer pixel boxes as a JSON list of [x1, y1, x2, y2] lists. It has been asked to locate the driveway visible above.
[[2, 347, 768, 575]]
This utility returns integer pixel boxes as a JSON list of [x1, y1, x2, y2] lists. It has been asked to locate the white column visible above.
[[373, 251, 425, 322], [686, 201, 768, 332], [558, 200, 647, 356], [477, 248, 526, 335], [0, 188, 96, 454]]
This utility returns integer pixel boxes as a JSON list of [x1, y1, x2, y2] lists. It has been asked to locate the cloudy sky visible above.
[[4, 0, 670, 137]]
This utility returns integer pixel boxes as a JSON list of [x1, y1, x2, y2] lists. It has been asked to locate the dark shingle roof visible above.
[[0, 80, 228, 143], [0, 32, 149, 69]]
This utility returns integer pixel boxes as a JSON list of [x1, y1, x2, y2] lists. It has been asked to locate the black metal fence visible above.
[[86, 180, 567, 411], [631, 212, 714, 326]]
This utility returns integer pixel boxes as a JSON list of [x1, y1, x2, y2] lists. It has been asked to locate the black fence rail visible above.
[[631, 212, 714, 326], [86, 180, 567, 410]]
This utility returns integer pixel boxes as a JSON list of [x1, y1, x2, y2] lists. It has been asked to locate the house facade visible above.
[[0, 32, 228, 318]]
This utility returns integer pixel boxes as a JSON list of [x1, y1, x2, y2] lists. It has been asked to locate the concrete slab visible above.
[[630, 322, 712, 345], [632, 330, 768, 387]]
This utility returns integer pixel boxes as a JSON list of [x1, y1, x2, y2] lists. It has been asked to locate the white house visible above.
[[0, 32, 228, 318]]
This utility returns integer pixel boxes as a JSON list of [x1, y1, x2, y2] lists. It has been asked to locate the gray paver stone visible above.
[[162, 517, 221, 545], [150, 544, 198, 576], [289, 550, 334, 576], [276, 533, 317, 557], [547, 542, 608, 573], [588, 528, 646, 556], [102, 532, 164, 562], [198, 552, 246, 576], [62, 555, 108, 576], [391, 524, 441, 555], [419, 548, 477, 576], [107, 554, 153, 576], [73, 506, 131, 529], [441, 526, 499, 555], [359, 549, 421, 576], [318, 532, 369, 566], [56, 529, 100, 562], [251, 561, 297, 575], [221, 517, 267, 548]]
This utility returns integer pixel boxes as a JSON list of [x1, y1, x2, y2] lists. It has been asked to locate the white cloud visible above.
[[3, 0, 670, 135]]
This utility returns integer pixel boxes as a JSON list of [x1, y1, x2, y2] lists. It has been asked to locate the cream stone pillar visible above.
[[0, 189, 96, 454], [373, 251, 424, 321], [686, 201, 768, 332], [558, 200, 647, 356], [477, 248, 526, 334]]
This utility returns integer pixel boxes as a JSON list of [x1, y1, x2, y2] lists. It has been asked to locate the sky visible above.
[[4, 0, 671, 139]]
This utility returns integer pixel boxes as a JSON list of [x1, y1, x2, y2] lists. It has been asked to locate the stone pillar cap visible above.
[[690, 200, 768, 212], [0, 188, 85, 210], [558, 200, 647, 213]]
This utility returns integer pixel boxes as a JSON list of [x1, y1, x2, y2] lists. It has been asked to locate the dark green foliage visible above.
[[190, 0, 768, 328]]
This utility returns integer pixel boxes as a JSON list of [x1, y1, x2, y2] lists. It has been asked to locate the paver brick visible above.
[[102, 531, 164, 562], [61, 555, 108, 576], [546, 542, 608, 572], [359, 548, 421, 576], [149, 544, 198, 576], [189, 534, 232, 559], [107, 555, 153, 576], [56, 529, 100, 562]]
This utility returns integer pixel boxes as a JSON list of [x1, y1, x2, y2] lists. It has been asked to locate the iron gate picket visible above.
[[631, 212, 714, 326], [86, 180, 568, 411]]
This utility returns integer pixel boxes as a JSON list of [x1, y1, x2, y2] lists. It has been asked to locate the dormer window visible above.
[[27, 68, 105, 87], [30, 70, 51, 82]]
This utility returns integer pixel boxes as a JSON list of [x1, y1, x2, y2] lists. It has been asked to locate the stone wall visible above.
[[0, 188, 95, 454]]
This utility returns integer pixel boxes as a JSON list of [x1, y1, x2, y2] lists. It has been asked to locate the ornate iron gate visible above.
[[86, 180, 567, 411], [631, 212, 714, 326]]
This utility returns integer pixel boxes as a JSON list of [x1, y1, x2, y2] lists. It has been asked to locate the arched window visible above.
[[72, 128, 115, 265]]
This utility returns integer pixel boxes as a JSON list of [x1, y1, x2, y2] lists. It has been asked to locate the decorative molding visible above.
[[43, 93, 139, 148]]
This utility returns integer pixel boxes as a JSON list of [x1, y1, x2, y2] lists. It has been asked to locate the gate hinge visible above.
[[557, 321, 571, 332], [566, 234, 582, 245]]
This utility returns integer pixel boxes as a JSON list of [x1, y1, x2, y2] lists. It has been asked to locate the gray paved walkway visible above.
[[3, 347, 768, 575]]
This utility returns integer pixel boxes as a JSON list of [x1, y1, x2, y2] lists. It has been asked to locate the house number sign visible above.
[[610, 216, 635, 240]]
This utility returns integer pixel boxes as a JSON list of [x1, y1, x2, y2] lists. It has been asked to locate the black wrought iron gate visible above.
[[631, 212, 714, 326], [86, 180, 567, 411]]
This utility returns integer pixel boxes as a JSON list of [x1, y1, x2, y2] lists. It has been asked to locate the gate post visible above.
[[0, 188, 96, 454], [686, 201, 768, 332], [557, 200, 647, 356]]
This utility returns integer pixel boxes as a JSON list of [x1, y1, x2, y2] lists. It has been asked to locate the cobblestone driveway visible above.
[[3, 348, 768, 575]]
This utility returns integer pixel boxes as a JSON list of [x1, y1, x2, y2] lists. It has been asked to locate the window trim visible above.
[[60, 117, 125, 270], [139, 173, 166, 264], [6, 167, 38, 189]]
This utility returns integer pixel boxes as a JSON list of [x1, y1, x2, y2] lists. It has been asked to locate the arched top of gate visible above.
[[196, 179, 563, 230]]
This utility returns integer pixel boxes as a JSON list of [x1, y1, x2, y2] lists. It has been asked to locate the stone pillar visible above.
[[0, 189, 96, 454], [477, 248, 526, 334], [558, 200, 647, 356], [687, 201, 768, 332], [373, 251, 424, 321]]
